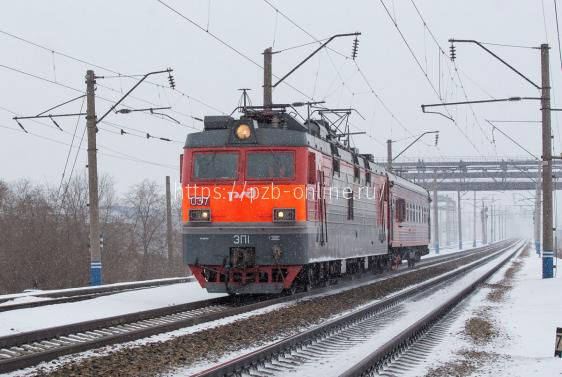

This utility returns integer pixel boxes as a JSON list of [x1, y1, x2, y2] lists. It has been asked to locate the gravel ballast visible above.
[[33, 249, 508, 377]]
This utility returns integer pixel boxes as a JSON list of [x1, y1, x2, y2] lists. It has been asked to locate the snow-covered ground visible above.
[[425, 240, 487, 259], [1, 242, 522, 376], [0, 243, 495, 337], [0, 276, 193, 302], [407, 246, 562, 376], [0, 281, 224, 336], [249, 242, 523, 377]]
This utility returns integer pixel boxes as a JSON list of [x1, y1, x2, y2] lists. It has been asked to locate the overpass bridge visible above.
[[375, 156, 561, 253]]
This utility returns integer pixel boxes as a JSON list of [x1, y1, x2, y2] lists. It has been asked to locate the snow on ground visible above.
[[406, 244, 562, 377], [0, 276, 193, 303], [0, 281, 224, 336], [1, 242, 518, 376], [162, 242, 522, 376], [3, 299, 301, 377], [0, 243, 486, 336], [263, 242, 522, 377], [0, 295, 51, 307], [424, 240, 485, 259]]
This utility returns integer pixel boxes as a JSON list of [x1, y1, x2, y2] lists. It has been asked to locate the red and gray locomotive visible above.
[[181, 105, 430, 294]]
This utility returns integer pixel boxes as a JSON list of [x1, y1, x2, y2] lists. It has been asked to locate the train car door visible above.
[[319, 156, 332, 245]]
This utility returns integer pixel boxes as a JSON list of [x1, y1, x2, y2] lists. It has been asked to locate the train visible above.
[[181, 105, 430, 294]]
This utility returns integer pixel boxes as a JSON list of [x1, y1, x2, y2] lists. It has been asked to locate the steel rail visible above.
[[192, 240, 521, 377], [340, 241, 526, 376], [0, 241, 512, 373]]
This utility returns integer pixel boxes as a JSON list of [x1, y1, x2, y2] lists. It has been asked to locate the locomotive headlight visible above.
[[273, 208, 295, 222], [189, 209, 211, 222], [235, 124, 252, 140]]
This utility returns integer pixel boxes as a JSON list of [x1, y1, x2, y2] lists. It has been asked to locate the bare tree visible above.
[[125, 180, 166, 280], [0, 176, 182, 294]]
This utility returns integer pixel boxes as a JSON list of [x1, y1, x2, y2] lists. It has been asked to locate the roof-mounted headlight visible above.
[[235, 124, 252, 140]]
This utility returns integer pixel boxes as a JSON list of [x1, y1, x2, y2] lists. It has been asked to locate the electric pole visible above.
[[541, 44, 554, 278], [166, 176, 174, 274], [263, 47, 272, 108], [86, 70, 101, 286]]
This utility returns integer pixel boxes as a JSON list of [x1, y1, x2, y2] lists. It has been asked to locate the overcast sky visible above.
[[0, 0, 559, 223]]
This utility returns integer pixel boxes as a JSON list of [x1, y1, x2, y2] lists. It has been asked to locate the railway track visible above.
[[191, 240, 524, 377], [0, 240, 515, 374], [0, 277, 194, 312]]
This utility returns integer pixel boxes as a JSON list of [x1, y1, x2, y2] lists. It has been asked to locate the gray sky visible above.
[[0, 0, 559, 206]]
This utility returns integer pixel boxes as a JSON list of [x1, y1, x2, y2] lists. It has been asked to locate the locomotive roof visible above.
[[388, 170, 430, 197], [184, 111, 424, 195]]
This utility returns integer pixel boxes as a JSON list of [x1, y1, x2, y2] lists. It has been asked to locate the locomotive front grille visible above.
[[229, 247, 256, 268]]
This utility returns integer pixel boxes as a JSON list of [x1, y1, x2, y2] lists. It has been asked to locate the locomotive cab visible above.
[[182, 115, 312, 294]]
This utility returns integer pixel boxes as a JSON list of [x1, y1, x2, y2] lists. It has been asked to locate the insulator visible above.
[[168, 72, 176, 89], [435, 134, 439, 146], [449, 43, 456, 61], [120, 129, 126, 135], [15, 119, 28, 133], [50, 117, 63, 131], [351, 37, 359, 60], [146, 133, 151, 139]]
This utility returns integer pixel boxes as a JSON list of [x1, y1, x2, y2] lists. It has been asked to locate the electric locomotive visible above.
[[181, 106, 430, 294]]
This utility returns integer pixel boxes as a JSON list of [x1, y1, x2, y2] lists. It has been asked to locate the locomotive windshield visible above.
[[246, 151, 295, 179], [193, 152, 238, 179]]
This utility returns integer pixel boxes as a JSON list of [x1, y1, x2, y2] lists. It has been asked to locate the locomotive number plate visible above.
[[233, 234, 250, 245], [189, 196, 209, 206]]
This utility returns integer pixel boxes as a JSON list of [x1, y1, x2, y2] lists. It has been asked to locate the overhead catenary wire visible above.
[[406, 0, 490, 150], [353, 61, 415, 138], [0, 105, 179, 170], [541, 0, 551, 43], [260, 0, 361, 105], [0, 123, 177, 170], [452, 63, 497, 149], [554, 0, 562, 70], [409, 0, 498, 152], [57, 122, 87, 205], [0, 28, 225, 115], [260, 0, 427, 152], [0, 62, 202, 134], [96, 83, 201, 131], [57, 96, 86, 199], [261, 0, 348, 60], [274, 38, 332, 54], [379, 0, 481, 154], [157, 0, 313, 100]]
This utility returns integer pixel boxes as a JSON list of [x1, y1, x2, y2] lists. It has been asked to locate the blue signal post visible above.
[[90, 261, 102, 286], [543, 251, 554, 279]]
